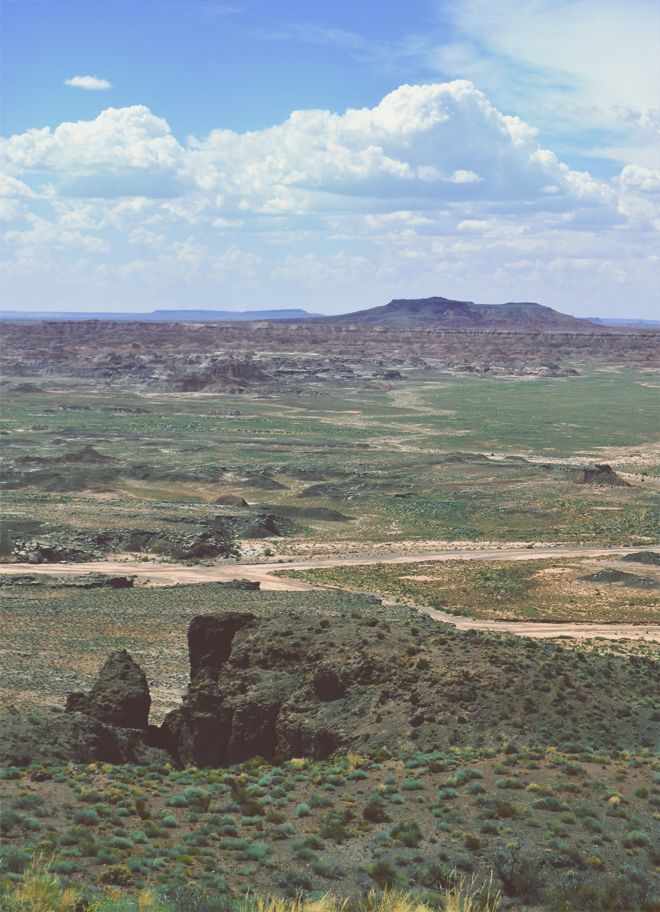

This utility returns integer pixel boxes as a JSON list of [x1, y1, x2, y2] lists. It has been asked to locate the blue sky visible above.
[[2, 0, 659, 318]]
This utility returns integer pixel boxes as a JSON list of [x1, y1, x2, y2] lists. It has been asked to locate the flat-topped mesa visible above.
[[66, 649, 151, 729], [575, 464, 631, 487]]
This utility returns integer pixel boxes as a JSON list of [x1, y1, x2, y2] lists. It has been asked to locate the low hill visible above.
[[310, 296, 596, 329]]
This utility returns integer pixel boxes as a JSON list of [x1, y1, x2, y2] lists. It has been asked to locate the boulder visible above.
[[66, 649, 151, 729]]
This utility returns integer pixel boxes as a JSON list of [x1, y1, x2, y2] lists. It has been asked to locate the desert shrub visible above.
[[437, 788, 458, 801], [550, 864, 658, 912], [96, 847, 122, 865], [0, 811, 22, 835], [575, 803, 598, 819], [466, 782, 486, 795], [389, 820, 422, 847], [480, 822, 499, 835], [633, 786, 650, 798], [163, 885, 232, 912], [326, 775, 346, 786], [443, 769, 483, 788], [274, 869, 314, 897], [494, 800, 519, 819], [621, 830, 650, 848], [73, 809, 99, 825], [464, 834, 482, 851], [496, 778, 524, 790], [347, 770, 368, 781], [10, 795, 45, 814], [291, 839, 317, 860], [240, 815, 263, 829], [185, 832, 209, 847], [492, 843, 544, 903], [241, 799, 265, 817], [217, 838, 249, 852], [0, 847, 32, 874], [310, 858, 343, 879], [417, 860, 454, 890], [294, 803, 311, 818], [99, 864, 131, 886], [400, 780, 425, 792], [161, 814, 178, 828], [307, 793, 333, 809], [0, 767, 22, 780], [532, 796, 568, 812], [265, 808, 286, 824], [560, 762, 585, 776], [363, 801, 392, 823], [369, 860, 400, 890], [319, 822, 349, 844], [240, 843, 273, 866], [271, 823, 296, 840]]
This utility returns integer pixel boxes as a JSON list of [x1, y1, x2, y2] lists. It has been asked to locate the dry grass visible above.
[[280, 555, 659, 624], [0, 867, 498, 912]]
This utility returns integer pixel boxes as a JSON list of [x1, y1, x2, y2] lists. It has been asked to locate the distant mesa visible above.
[[307, 296, 597, 329], [1, 297, 610, 329]]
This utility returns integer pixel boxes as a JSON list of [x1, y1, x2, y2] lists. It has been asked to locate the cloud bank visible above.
[[1, 81, 658, 315], [64, 76, 112, 91]]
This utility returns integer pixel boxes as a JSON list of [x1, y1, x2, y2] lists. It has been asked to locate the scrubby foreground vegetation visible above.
[[2, 744, 659, 911]]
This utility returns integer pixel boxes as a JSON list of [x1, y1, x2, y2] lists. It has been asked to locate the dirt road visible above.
[[2, 543, 658, 641]]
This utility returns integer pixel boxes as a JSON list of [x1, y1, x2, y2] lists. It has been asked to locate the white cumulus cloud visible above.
[[1, 80, 657, 317], [64, 76, 111, 90]]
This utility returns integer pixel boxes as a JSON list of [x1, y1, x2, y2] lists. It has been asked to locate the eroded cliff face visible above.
[[2, 320, 656, 391]]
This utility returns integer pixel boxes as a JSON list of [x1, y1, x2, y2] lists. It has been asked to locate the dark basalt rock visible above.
[[187, 612, 258, 679], [66, 649, 151, 729], [160, 610, 389, 767], [312, 667, 346, 702]]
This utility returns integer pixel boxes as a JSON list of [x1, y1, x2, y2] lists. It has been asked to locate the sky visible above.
[[1, 0, 659, 319]]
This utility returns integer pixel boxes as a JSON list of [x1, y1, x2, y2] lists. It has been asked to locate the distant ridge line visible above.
[[0, 308, 321, 323]]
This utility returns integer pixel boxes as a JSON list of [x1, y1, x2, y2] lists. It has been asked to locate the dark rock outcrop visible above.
[[621, 551, 660, 565], [579, 568, 659, 588], [66, 649, 151, 729], [575, 464, 631, 486], [214, 494, 249, 507], [0, 707, 169, 768], [187, 612, 258, 678], [160, 609, 395, 767], [215, 579, 260, 591]]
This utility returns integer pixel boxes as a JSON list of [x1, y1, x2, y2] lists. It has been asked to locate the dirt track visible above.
[[2, 543, 658, 641]]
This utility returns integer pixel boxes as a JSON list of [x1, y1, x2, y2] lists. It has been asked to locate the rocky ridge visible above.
[[4, 603, 656, 770]]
